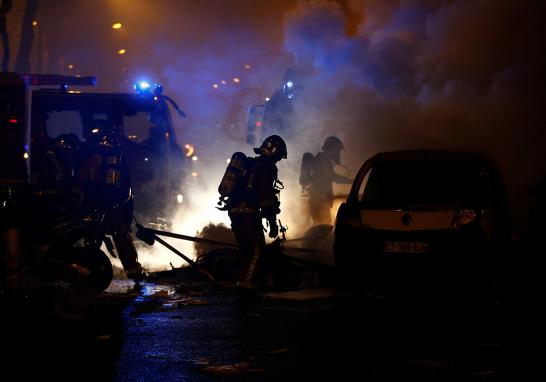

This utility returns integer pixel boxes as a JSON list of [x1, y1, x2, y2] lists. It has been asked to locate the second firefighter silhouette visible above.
[[218, 135, 287, 288], [79, 123, 146, 282], [300, 136, 352, 226]]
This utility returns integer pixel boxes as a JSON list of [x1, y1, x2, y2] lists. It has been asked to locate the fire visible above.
[[133, 172, 232, 273], [130, 148, 336, 275]]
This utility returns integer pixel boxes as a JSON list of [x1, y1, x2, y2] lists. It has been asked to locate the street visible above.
[[3, 264, 540, 381]]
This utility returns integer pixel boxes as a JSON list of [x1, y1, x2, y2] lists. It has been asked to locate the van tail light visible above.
[[451, 209, 478, 229]]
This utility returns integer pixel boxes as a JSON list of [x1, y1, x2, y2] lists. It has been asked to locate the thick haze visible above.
[[281, 0, 546, 234], [7, 0, 546, 239]]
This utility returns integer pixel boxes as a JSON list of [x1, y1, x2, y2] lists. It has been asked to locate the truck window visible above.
[[124, 111, 151, 143], [46, 110, 84, 141]]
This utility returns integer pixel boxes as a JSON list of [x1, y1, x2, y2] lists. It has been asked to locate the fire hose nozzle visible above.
[[135, 224, 155, 246]]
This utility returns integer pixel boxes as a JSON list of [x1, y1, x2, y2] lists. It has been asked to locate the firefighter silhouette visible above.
[[79, 123, 146, 282], [48, 133, 83, 191], [300, 136, 352, 226], [219, 135, 287, 289], [261, 69, 299, 140]]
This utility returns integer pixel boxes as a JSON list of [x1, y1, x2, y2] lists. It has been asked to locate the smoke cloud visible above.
[[11, 0, 545, 270], [280, 0, 546, 233]]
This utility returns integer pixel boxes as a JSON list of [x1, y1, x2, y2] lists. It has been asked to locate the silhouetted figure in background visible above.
[[218, 135, 287, 289], [300, 136, 352, 226], [48, 133, 83, 192], [261, 69, 299, 140], [79, 123, 146, 282]]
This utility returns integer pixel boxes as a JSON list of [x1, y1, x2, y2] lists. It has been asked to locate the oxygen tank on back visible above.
[[299, 152, 315, 191], [217, 152, 248, 209]]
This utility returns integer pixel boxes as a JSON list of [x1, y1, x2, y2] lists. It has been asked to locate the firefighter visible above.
[[261, 69, 299, 140], [304, 136, 352, 226], [79, 124, 146, 282], [48, 133, 83, 192], [221, 135, 287, 289]]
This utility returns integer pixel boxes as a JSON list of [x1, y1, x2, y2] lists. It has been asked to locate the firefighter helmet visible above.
[[322, 136, 344, 152], [254, 135, 287, 160]]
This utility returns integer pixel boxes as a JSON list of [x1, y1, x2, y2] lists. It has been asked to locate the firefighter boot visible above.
[[237, 246, 261, 290]]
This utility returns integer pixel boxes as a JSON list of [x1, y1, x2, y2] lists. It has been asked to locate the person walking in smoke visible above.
[[217, 135, 287, 289], [300, 136, 352, 226]]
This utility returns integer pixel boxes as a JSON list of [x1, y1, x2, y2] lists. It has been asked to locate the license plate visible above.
[[384, 241, 428, 253]]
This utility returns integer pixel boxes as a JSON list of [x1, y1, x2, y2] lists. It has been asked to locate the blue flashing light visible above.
[[286, 80, 294, 88], [134, 81, 151, 92], [133, 80, 164, 96]]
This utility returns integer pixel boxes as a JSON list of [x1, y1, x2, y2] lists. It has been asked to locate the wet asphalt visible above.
[[111, 281, 540, 381], [2, 268, 541, 382]]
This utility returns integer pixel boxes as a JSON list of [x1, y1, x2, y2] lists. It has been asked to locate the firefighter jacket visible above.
[[308, 152, 351, 206], [77, 140, 132, 210], [228, 156, 280, 222]]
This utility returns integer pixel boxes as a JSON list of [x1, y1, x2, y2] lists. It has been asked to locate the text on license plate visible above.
[[384, 241, 429, 253]]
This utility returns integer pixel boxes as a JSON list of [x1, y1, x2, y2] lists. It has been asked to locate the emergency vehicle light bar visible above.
[[21, 74, 96, 87]]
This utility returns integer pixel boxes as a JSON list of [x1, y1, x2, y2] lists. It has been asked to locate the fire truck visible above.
[[24, 75, 187, 220], [0, 72, 188, 292]]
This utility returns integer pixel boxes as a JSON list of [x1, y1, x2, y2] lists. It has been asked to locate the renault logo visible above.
[[402, 213, 412, 225]]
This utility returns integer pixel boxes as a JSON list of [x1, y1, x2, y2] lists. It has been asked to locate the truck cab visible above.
[[24, 75, 188, 224]]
